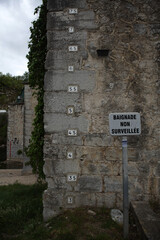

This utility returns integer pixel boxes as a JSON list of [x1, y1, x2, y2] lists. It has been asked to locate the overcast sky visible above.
[[0, 0, 42, 76]]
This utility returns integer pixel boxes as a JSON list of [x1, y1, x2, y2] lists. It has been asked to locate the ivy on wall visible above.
[[26, 0, 47, 180]]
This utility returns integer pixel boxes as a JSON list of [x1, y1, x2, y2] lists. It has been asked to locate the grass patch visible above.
[[0, 183, 47, 240], [48, 207, 123, 240], [0, 183, 140, 240]]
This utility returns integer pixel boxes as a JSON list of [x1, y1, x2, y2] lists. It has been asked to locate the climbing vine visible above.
[[26, 0, 47, 180]]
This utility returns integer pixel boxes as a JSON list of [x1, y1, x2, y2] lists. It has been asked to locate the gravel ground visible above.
[[0, 169, 38, 185]]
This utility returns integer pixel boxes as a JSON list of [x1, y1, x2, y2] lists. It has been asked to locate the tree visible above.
[[26, 0, 47, 180]]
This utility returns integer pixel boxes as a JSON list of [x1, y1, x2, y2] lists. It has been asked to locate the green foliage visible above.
[[0, 183, 47, 240], [0, 72, 23, 91], [0, 72, 23, 108], [0, 185, 126, 240], [17, 149, 23, 155], [26, 0, 47, 180]]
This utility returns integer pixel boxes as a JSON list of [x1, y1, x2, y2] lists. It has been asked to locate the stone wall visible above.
[[43, 0, 160, 220], [7, 84, 37, 171], [7, 104, 24, 161], [23, 84, 37, 171]]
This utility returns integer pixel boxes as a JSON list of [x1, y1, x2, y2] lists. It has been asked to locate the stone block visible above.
[[156, 163, 160, 176], [44, 143, 78, 160], [128, 162, 140, 176], [45, 50, 88, 70], [75, 192, 96, 207], [44, 91, 82, 113], [48, 39, 87, 51], [76, 146, 107, 162], [149, 24, 160, 36], [80, 161, 121, 176], [137, 162, 150, 176], [46, 177, 73, 191], [47, 12, 98, 31], [48, 30, 87, 41], [48, 10, 95, 25], [105, 147, 122, 161], [96, 193, 116, 208], [80, 161, 99, 175], [104, 176, 122, 193], [47, 0, 89, 11], [84, 133, 113, 147], [43, 189, 63, 220], [44, 159, 80, 175], [75, 175, 102, 192], [44, 70, 96, 92], [44, 113, 89, 133], [133, 24, 147, 35], [115, 193, 123, 210], [47, 31, 87, 50], [50, 133, 83, 146]]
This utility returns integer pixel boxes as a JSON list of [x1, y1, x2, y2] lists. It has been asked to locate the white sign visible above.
[[67, 152, 73, 159], [68, 65, 74, 72], [68, 129, 77, 136], [69, 8, 78, 14], [69, 27, 74, 33], [67, 196, 73, 204], [109, 112, 141, 136], [67, 106, 74, 114], [68, 45, 78, 52], [67, 174, 77, 182], [68, 85, 78, 93]]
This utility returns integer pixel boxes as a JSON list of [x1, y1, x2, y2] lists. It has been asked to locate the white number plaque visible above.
[[67, 174, 77, 182], [68, 46, 78, 52], [67, 106, 74, 115], [68, 129, 77, 136], [69, 8, 78, 14], [67, 152, 73, 159], [68, 65, 74, 72], [67, 196, 73, 204], [68, 85, 78, 93], [69, 27, 74, 33]]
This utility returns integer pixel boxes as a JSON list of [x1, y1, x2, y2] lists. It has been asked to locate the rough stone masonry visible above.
[[43, 0, 160, 220]]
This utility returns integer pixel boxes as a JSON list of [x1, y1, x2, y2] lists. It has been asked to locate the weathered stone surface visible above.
[[44, 70, 96, 92], [44, 0, 160, 220], [96, 193, 116, 208], [44, 159, 80, 175], [74, 192, 96, 207], [75, 175, 102, 192], [46, 177, 73, 191], [84, 134, 113, 147], [47, 0, 89, 11], [50, 133, 83, 146], [131, 201, 160, 240], [7, 104, 24, 161], [44, 92, 82, 113], [44, 113, 89, 133], [45, 50, 88, 70], [47, 31, 88, 50], [43, 189, 63, 220], [7, 85, 37, 172], [47, 11, 97, 30], [104, 177, 122, 193]]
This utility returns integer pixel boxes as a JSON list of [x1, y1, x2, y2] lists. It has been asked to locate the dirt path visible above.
[[0, 169, 38, 185]]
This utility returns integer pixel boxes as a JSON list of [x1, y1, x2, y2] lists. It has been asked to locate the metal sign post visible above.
[[122, 136, 129, 239], [109, 112, 141, 239]]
